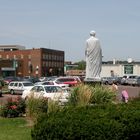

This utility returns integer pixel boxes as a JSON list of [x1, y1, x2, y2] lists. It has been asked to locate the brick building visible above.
[[0, 48, 64, 77]]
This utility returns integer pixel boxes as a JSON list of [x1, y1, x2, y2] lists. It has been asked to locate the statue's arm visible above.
[[85, 41, 88, 56]]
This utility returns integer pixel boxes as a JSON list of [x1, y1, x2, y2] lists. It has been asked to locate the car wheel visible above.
[[10, 89, 15, 95]]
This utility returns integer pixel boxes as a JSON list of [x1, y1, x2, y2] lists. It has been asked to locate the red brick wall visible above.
[[0, 48, 64, 77]]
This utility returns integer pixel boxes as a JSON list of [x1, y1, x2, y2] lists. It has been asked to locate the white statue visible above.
[[85, 30, 102, 80]]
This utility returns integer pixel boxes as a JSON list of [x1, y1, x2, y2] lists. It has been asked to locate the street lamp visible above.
[[13, 59, 18, 76]]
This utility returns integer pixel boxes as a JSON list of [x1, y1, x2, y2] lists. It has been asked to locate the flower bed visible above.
[[0, 96, 26, 118]]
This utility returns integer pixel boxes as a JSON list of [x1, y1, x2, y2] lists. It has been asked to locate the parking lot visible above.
[[0, 85, 140, 105]]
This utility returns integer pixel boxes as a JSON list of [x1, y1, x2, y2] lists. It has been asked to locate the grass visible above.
[[0, 117, 32, 140]]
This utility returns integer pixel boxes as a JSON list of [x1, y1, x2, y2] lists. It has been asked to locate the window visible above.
[[46, 62, 48, 67], [14, 83, 18, 87], [46, 54, 49, 60], [28, 61, 31, 66], [31, 86, 38, 92], [19, 83, 22, 87], [43, 54, 45, 59], [124, 65, 133, 74], [14, 55, 16, 59], [23, 82, 34, 86], [42, 82, 54, 85], [43, 61, 45, 66], [21, 54, 24, 59], [9, 83, 14, 86], [38, 86, 44, 92], [28, 55, 31, 59], [6, 55, 9, 59]]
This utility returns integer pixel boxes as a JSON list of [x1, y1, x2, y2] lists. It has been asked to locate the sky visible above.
[[0, 0, 140, 62]]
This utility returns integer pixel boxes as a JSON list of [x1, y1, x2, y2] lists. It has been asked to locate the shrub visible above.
[[68, 84, 92, 106], [90, 85, 116, 104], [0, 96, 26, 118], [31, 100, 140, 140], [31, 106, 124, 140], [25, 97, 48, 120], [68, 84, 116, 106], [47, 99, 61, 114]]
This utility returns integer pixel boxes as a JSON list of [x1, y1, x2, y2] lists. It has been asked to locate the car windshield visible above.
[[44, 86, 63, 93], [23, 82, 34, 86]]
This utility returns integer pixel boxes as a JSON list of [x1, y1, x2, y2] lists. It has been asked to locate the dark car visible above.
[[102, 76, 122, 85], [0, 80, 3, 97], [3, 76, 19, 85], [22, 76, 41, 83]]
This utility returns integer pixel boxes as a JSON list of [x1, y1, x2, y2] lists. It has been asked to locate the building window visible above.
[[49, 61, 51, 67], [52, 54, 54, 60], [14, 55, 16, 59], [60, 56, 64, 61], [46, 54, 49, 60], [55, 62, 57, 67], [49, 54, 51, 60], [21, 54, 24, 59], [6, 55, 9, 59], [43, 61, 45, 66], [46, 62, 48, 67], [28, 55, 31, 59], [43, 54, 45, 59], [28, 61, 31, 66], [124, 65, 133, 74], [0, 55, 1, 58]]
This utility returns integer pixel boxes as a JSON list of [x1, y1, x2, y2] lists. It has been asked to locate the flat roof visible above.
[[0, 45, 25, 50]]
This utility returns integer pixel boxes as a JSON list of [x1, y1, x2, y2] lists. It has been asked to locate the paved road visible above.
[[0, 85, 140, 105], [117, 85, 140, 99]]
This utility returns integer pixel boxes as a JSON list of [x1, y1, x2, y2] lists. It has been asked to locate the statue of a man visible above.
[[85, 30, 102, 80]]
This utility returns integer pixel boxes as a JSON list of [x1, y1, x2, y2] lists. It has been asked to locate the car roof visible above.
[[10, 81, 33, 83], [34, 84, 61, 87]]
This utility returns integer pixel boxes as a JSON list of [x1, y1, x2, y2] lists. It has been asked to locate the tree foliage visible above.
[[74, 60, 86, 70]]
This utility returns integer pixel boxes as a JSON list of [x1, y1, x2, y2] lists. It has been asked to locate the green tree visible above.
[[74, 60, 86, 70]]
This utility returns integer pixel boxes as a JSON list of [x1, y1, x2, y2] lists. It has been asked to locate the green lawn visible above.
[[0, 117, 32, 140]]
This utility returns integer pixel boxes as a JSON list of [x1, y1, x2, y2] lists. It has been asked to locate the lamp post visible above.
[[13, 59, 18, 77]]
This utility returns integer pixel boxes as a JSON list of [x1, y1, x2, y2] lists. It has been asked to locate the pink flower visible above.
[[10, 105, 17, 110]]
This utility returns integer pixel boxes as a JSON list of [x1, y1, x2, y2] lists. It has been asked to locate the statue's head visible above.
[[90, 30, 96, 36]]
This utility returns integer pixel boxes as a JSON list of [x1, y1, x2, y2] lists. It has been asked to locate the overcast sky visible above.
[[0, 0, 140, 62]]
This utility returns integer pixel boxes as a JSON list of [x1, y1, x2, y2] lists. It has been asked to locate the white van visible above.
[[8, 81, 34, 94]]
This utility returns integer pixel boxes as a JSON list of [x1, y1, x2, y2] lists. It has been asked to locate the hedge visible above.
[[31, 99, 140, 140]]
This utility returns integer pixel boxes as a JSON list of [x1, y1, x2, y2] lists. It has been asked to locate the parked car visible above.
[[126, 76, 140, 86], [121, 75, 128, 85], [0, 79, 4, 97], [23, 76, 41, 83], [39, 77, 48, 81], [121, 75, 138, 85], [101, 76, 122, 85], [101, 77, 109, 85], [21, 85, 70, 104], [126, 75, 138, 86], [8, 81, 34, 94], [3, 76, 19, 85], [34, 81, 69, 89], [51, 76, 81, 87], [134, 76, 140, 86]]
